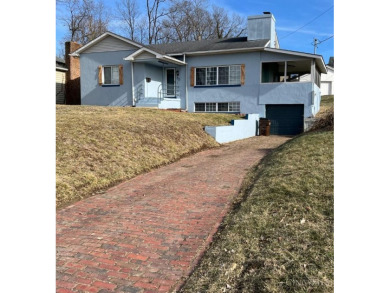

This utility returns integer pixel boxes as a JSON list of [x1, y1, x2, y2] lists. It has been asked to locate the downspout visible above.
[[131, 61, 135, 106], [311, 59, 315, 116], [184, 54, 188, 111]]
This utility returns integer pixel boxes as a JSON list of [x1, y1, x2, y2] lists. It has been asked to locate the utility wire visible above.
[[311, 35, 334, 54], [279, 5, 334, 40], [318, 35, 334, 44]]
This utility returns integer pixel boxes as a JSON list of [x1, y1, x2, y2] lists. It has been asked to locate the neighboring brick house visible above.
[[56, 41, 82, 104]]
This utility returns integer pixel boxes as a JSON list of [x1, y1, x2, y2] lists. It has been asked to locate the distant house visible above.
[[70, 12, 327, 135], [56, 58, 67, 104], [321, 57, 334, 95], [301, 57, 334, 95]]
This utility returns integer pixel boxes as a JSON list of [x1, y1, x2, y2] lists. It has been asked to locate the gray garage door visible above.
[[266, 104, 304, 135]]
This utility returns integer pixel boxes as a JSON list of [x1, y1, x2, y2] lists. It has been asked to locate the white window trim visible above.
[[195, 65, 241, 86], [103, 65, 120, 85], [194, 102, 240, 113]]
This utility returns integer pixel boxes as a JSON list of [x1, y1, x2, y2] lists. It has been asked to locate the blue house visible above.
[[71, 12, 327, 135]]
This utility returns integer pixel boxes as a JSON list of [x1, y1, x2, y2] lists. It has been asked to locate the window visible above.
[[229, 102, 240, 112], [194, 102, 240, 113], [261, 62, 285, 83], [261, 60, 312, 83], [207, 67, 217, 85], [314, 67, 321, 87], [103, 65, 120, 85], [195, 103, 205, 112], [196, 68, 206, 86], [195, 65, 241, 86]]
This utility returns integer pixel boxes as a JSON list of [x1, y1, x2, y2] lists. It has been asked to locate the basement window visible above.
[[103, 65, 120, 85], [195, 102, 240, 113]]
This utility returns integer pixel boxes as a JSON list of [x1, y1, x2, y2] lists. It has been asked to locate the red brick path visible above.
[[57, 136, 289, 293]]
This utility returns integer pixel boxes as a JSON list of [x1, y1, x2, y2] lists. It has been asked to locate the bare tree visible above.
[[57, 0, 110, 45], [57, 0, 93, 42], [211, 6, 245, 39], [79, 0, 110, 44], [146, 0, 169, 44], [161, 0, 213, 42], [115, 0, 140, 41], [135, 17, 149, 44]]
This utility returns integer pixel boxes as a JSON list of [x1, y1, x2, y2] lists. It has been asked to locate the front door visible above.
[[165, 68, 176, 97]]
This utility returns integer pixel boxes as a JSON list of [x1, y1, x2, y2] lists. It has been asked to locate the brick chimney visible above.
[[65, 41, 82, 105]]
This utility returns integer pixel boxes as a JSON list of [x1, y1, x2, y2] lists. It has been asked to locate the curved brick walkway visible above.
[[57, 136, 290, 293]]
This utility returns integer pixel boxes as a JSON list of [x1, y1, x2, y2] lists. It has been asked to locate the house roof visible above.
[[56, 57, 67, 71], [263, 48, 327, 73], [68, 31, 326, 72], [328, 56, 334, 67], [124, 47, 187, 66], [70, 31, 144, 56], [146, 37, 270, 55]]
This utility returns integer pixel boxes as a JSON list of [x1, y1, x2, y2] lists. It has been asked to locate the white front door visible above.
[[165, 68, 176, 97]]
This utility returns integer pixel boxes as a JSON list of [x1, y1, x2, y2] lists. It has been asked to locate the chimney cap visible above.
[[263, 12, 271, 14]]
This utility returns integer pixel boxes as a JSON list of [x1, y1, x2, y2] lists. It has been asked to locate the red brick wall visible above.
[[65, 42, 82, 105]]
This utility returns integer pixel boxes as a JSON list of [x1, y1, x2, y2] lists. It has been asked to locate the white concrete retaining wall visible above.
[[205, 114, 260, 144]]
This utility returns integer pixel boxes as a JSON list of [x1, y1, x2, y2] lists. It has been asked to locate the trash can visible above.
[[259, 118, 271, 136]]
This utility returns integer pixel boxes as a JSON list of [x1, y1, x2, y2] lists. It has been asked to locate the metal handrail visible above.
[[158, 84, 180, 100], [134, 84, 143, 103]]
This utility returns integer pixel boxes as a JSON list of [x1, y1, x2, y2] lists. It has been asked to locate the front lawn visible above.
[[56, 106, 240, 209]]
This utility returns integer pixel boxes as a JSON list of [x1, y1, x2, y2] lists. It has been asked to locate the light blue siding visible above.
[[185, 51, 319, 117], [80, 50, 137, 106], [79, 48, 320, 118], [258, 82, 313, 117], [186, 52, 260, 113]]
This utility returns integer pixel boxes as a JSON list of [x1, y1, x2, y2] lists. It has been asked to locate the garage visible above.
[[321, 81, 332, 95], [266, 104, 304, 135]]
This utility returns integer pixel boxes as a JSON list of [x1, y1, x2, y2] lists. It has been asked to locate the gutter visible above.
[[56, 67, 68, 71], [167, 46, 268, 57], [131, 61, 135, 106]]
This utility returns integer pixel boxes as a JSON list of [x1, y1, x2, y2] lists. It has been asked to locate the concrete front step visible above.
[[136, 98, 160, 108]]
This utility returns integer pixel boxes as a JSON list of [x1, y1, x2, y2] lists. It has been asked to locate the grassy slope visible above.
[[181, 97, 335, 293], [181, 130, 334, 292], [56, 106, 240, 209], [318, 95, 334, 116]]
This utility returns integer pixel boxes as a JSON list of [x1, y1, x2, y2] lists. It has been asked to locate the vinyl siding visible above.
[[136, 51, 157, 60], [83, 35, 139, 53], [56, 70, 66, 104]]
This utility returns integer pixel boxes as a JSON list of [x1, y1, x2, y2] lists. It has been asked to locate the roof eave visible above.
[[169, 46, 267, 56], [262, 47, 327, 73], [124, 48, 186, 65], [56, 67, 68, 71], [70, 32, 144, 56]]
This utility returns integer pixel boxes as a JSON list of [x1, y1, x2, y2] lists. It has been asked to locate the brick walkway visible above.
[[57, 136, 290, 293]]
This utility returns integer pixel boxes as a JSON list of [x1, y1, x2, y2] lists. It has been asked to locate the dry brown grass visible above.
[[56, 105, 240, 209], [311, 107, 334, 131], [180, 130, 334, 293], [318, 95, 334, 117]]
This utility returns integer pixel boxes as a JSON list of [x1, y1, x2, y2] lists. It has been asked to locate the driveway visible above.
[[57, 136, 290, 293]]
